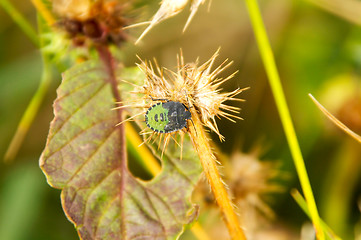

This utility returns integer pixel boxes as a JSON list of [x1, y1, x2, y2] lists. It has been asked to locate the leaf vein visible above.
[[146, 187, 182, 225], [56, 80, 99, 102], [46, 116, 115, 161], [125, 189, 162, 225], [66, 128, 120, 186], [48, 82, 107, 143]]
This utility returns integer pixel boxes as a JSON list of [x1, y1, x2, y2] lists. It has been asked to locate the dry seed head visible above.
[[228, 151, 285, 218], [134, 0, 207, 44], [53, 0, 96, 21], [229, 152, 283, 197], [223, 150, 285, 239], [134, 50, 247, 141], [54, 0, 131, 46]]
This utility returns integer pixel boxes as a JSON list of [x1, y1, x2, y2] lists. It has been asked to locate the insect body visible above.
[[145, 101, 192, 133]]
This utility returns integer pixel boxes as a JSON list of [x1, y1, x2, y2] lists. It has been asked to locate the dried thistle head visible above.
[[53, 0, 131, 46], [116, 50, 247, 154], [194, 147, 285, 212], [178, 50, 248, 140], [53, 0, 94, 21], [136, 50, 247, 140], [227, 149, 285, 220]]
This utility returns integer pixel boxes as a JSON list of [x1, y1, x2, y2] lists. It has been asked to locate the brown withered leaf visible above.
[[40, 60, 202, 240]]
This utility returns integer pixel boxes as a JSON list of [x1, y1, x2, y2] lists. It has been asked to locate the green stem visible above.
[[4, 15, 50, 162], [0, 0, 39, 46], [291, 189, 342, 240], [244, 0, 324, 239], [4, 61, 51, 162]]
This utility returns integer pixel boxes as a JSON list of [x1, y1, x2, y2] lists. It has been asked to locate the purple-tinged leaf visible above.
[[40, 60, 202, 240]]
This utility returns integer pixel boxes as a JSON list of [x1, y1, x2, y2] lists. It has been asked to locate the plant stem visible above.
[[188, 109, 246, 240], [3, 14, 51, 162], [0, 0, 39, 46], [4, 60, 51, 162], [244, 0, 324, 239]]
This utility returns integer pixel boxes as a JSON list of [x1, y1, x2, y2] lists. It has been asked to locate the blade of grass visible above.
[[31, 0, 56, 26], [291, 189, 342, 240], [309, 93, 361, 144], [244, 0, 324, 239], [0, 0, 39, 46]]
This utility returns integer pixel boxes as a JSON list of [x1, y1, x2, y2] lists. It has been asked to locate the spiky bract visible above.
[[117, 50, 247, 152]]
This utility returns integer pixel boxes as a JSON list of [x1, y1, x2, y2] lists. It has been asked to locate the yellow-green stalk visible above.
[[244, 0, 324, 238]]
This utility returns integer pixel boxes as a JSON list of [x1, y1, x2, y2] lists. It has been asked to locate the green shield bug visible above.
[[145, 97, 192, 133]]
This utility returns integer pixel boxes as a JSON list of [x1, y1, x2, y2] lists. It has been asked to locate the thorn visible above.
[[122, 21, 151, 30]]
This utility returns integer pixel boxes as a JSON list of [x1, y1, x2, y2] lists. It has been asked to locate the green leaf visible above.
[[40, 60, 202, 239]]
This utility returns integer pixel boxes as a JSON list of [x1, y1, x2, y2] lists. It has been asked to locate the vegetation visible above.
[[1, 0, 361, 239]]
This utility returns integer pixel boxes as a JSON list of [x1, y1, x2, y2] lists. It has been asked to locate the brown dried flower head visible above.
[[228, 150, 285, 219], [54, 0, 130, 45], [118, 50, 248, 147]]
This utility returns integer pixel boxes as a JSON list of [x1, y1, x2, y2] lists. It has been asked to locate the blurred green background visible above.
[[1, 0, 361, 239]]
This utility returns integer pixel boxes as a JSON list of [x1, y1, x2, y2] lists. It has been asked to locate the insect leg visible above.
[[189, 118, 198, 136], [182, 90, 194, 110], [149, 95, 169, 102]]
